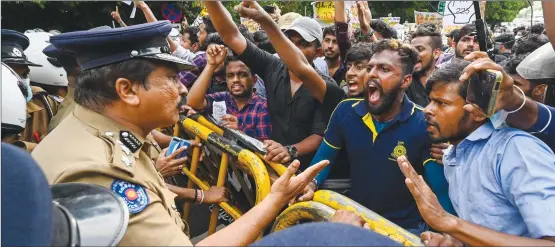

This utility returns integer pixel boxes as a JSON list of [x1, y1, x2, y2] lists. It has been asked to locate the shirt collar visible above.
[[353, 94, 417, 123], [443, 121, 494, 166], [465, 121, 495, 142]]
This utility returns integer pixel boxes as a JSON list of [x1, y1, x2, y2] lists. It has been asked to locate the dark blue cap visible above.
[[1, 29, 42, 67], [1, 143, 52, 246], [50, 21, 195, 71], [43, 44, 73, 59], [251, 222, 404, 246]]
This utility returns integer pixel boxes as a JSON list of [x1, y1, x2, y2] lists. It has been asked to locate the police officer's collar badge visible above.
[[120, 131, 142, 153], [111, 180, 149, 214]]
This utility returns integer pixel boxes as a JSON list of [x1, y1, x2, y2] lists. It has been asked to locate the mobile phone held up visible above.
[[465, 69, 503, 117], [166, 137, 190, 159]]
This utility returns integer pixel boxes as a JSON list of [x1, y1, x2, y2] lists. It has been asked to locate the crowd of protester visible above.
[[3, 1, 555, 246]]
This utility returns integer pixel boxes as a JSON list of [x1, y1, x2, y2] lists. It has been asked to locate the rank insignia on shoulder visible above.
[[120, 131, 141, 153], [111, 180, 150, 214]]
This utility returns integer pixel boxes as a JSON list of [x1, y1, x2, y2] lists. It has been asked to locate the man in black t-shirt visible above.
[[205, 2, 345, 169]]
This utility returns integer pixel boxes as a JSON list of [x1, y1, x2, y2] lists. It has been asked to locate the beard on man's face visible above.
[[414, 59, 434, 77], [427, 110, 472, 143], [364, 78, 403, 115]]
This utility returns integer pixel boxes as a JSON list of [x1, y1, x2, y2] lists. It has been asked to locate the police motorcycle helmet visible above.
[[24, 29, 68, 87], [1, 143, 129, 247], [1, 62, 27, 138], [50, 183, 129, 246]]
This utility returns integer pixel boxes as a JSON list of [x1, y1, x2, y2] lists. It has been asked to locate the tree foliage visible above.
[[1, 1, 528, 33], [485, 1, 529, 27]]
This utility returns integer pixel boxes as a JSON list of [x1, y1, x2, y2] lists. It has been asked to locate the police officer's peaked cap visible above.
[[43, 26, 112, 60], [50, 21, 195, 71], [1, 29, 42, 67]]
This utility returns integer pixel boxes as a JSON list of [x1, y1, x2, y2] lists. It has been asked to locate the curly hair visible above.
[[513, 34, 549, 55], [370, 20, 396, 39], [410, 23, 442, 50], [531, 23, 545, 35], [371, 39, 419, 75], [503, 53, 529, 75]]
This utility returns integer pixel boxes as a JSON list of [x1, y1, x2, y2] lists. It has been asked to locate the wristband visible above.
[[199, 190, 205, 204], [507, 85, 526, 114], [194, 189, 198, 203]]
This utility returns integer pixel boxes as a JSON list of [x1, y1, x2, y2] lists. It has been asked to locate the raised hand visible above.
[[206, 44, 228, 66], [111, 6, 122, 23], [397, 155, 458, 232], [233, 1, 272, 23], [270, 159, 329, 204]]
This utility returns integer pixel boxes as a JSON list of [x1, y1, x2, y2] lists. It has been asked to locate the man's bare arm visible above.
[[235, 1, 327, 103], [205, 2, 248, 55]]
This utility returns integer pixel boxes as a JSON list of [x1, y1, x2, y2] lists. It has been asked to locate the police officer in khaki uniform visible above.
[[32, 20, 329, 246], [1, 29, 59, 151]]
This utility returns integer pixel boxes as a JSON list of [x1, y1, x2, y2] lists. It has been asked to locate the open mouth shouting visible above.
[[367, 80, 384, 105]]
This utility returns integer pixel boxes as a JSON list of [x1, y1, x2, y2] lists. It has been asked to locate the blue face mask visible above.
[[22, 78, 32, 102], [489, 110, 509, 129]]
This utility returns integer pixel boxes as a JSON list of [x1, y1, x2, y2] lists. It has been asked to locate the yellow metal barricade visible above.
[[271, 190, 424, 246], [178, 116, 274, 232]]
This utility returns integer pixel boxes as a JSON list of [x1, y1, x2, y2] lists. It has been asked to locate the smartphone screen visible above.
[[166, 137, 189, 159], [466, 71, 501, 116]]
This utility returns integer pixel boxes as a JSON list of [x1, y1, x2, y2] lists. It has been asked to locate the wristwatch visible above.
[[285, 145, 298, 159]]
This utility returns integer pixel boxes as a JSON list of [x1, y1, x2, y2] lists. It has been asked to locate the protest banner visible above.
[[414, 11, 443, 31], [312, 1, 335, 24], [442, 1, 475, 34], [380, 17, 401, 26]]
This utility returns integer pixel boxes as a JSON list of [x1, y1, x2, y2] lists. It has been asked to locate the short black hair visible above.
[[237, 24, 255, 44], [514, 26, 526, 36], [345, 42, 373, 63], [200, 33, 225, 51], [494, 33, 515, 50], [370, 20, 395, 39], [75, 59, 178, 111], [512, 34, 549, 55], [371, 39, 419, 75], [411, 23, 442, 50], [447, 28, 459, 38], [531, 23, 545, 35], [253, 30, 268, 43], [426, 58, 471, 98], [183, 26, 199, 44], [323, 25, 336, 39], [454, 24, 476, 43], [202, 16, 216, 34], [262, 5, 277, 14], [253, 31, 276, 54], [224, 55, 252, 75]]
